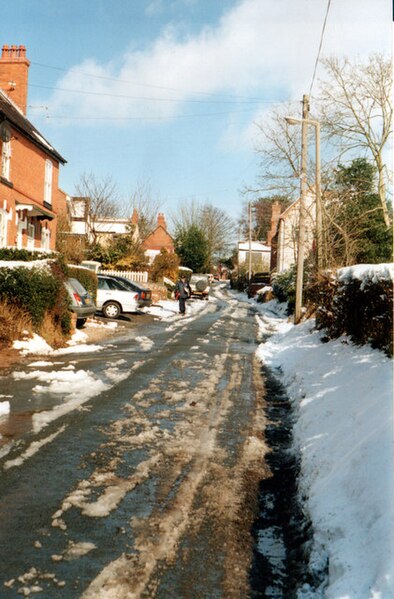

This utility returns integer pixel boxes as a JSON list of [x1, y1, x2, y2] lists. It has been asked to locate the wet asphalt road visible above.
[[0, 286, 271, 599]]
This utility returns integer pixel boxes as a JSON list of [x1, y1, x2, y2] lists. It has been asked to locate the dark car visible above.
[[64, 278, 96, 328], [107, 275, 153, 308], [247, 272, 271, 298]]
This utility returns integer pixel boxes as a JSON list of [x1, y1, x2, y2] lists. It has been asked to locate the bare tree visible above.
[[253, 102, 304, 198], [75, 172, 120, 245], [318, 54, 392, 228], [124, 179, 163, 240], [199, 204, 236, 263], [171, 200, 235, 267]]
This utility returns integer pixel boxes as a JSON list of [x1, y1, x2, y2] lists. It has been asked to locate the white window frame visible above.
[[41, 227, 51, 250], [44, 159, 53, 205], [0, 209, 7, 247], [1, 141, 11, 180], [27, 222, 35, 249]]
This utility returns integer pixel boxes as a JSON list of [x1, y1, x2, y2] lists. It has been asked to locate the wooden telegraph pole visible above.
[[248, 201, 252, 282], [294, 94, 309, 324]]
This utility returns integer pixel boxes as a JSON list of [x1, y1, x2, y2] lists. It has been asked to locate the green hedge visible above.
[[0, 260, 70, 333], [306, 268, 393, 356], [0, 248, 55, 262]]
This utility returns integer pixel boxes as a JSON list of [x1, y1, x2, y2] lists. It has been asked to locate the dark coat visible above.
[[175, 279, 191, 299]]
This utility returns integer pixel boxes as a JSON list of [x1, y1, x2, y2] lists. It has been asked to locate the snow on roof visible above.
[[238, 241, 271, 252], [32, 130, 55, 152]]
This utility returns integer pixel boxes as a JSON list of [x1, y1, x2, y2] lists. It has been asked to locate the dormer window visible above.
[[44, 159, 53, 205], [1, 140, 11, 180]]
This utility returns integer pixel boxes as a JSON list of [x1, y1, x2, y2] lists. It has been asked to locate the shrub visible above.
[[150, 249, 180, 282], [0, 248, 54, 262], [305, 266, 393, 356], [0, 300, 32, 346], [0, 259, 72, 345], [271, 266, 296, 313]]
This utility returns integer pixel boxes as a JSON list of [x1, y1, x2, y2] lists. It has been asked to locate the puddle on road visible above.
[[250, 365, 328, 597]]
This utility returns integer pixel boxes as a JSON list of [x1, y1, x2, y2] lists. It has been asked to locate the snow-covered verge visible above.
[[255, 301, 393, 598]]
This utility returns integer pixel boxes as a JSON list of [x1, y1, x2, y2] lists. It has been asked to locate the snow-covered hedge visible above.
[[310, 264, 393, 356]]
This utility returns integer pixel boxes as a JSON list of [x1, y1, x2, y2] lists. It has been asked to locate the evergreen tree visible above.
[[327, 158, 392, 265], [174, 225, 210, 272]]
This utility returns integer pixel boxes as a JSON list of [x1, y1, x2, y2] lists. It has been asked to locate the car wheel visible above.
[[103, 301, 121, 319], [76, 318, 87, 328]]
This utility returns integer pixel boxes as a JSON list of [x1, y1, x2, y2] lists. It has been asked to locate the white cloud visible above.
[[46, 0, 390, 123]]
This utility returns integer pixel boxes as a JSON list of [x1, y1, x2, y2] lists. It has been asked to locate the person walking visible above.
[[175, 274, 191, 315]]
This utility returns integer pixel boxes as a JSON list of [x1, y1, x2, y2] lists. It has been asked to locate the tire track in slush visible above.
[[80, 303, 266, 598]]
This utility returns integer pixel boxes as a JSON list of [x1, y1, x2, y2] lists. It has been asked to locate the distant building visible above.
[[270, 192, 316, 272], [141, 213, 174, 263], [68, 198, 139, 246], [238, 240, 271, 272], [0, 44, 67, 251]]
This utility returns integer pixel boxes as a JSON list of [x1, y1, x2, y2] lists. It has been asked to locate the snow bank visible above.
[[0, 401, 10, 416], [255, 306, 393, 598]]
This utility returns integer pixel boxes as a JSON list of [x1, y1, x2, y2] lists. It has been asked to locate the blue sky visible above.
[[0, 0, 391, 222]]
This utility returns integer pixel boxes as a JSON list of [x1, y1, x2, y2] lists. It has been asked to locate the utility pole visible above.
[[315, 120, 323, 272], [294, 94, 309, 324], [248, 201, 252, 282]]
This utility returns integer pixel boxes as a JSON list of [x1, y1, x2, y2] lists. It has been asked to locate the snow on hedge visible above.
[[338, 263, 394, 287]]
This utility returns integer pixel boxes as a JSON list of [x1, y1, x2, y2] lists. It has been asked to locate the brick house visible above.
[[0, 45, 66, 251], [141, 213, 174, 263], [269, 193, 316, 272], [67, 198, 139, 248]]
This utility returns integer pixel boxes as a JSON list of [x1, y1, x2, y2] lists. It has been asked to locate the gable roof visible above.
[[0, 90, 66, 164]]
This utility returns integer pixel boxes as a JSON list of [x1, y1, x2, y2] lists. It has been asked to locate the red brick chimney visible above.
[[157, 213, 167, 228], [0, 45, 30, 114], [266, 201, 282, 246], [131, 208, 139, 225]]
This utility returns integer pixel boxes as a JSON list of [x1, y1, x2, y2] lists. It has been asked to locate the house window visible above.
[[0, 209, 7, 247], [27, 223, 35, 249], [1, 141, 11, 180], [44, 159, 53, 205], [41, 227, 51, 250]]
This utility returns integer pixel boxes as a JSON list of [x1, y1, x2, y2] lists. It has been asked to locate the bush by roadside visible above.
[[0, 259, 71, 348], [0, 248, 52, 262], [305, 264, 393, 356]]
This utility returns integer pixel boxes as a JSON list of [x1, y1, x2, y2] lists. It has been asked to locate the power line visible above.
[[30, 106, 260, 122], [29, 82, 266, 104], [309, 0, 332, 97], [31, 60, 268, 103]]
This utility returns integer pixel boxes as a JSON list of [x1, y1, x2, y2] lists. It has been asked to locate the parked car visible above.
[[96, 275, 139, 319], [189, 274, 210, 300], [107, 275, 153, 308], [64, 278, 96, 328], [247, 272, 271, 298]]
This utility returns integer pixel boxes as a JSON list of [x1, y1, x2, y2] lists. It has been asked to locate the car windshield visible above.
[[68, 278, 88, 296], [116, 278, 141, 291]]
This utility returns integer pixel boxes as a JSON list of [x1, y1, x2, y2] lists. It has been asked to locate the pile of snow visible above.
[[255, 301, 393, 597], [0, 401, 10, 416]]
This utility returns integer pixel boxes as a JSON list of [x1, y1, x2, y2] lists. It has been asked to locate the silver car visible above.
[[96, 275, 139, 319]]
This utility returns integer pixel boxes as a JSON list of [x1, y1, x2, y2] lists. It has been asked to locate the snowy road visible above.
[[0, 286, 269, 598]]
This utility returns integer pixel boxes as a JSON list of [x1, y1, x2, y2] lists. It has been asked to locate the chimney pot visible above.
[[0, 43, 30, 114]]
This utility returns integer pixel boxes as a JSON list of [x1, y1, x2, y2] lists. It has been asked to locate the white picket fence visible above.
[[100, 269, 149, 283]]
